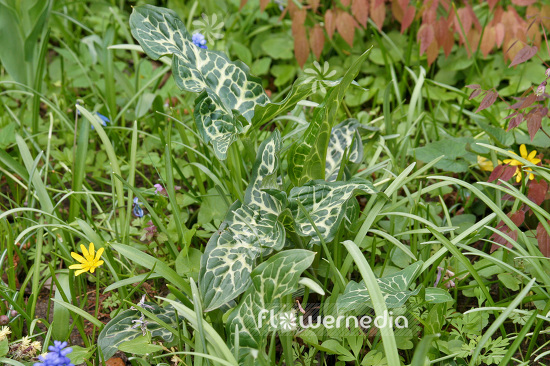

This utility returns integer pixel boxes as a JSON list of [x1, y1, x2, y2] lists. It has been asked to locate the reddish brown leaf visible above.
[[519, 93, 537, 110], [341, 0, 351, 6], [465, 84, 481, 89], [325, 10, 336, 39], [401, 5, 416, 33], [370, 1, 386, 29], [469, 89, 482, 100], [336, 11, 357, 47], [488, 164, 505, 182], [509, 45, 538, 67], [240, 0, 248, 9], [510, 210, 526, 227], [511, 0, 536, 5], [526, 108, 543, 140], [528, 179, 548, 205], [293, 24, 309, 67], [418, 24, 435, 55], [537, 221, 550, 258], [501, 165, 518, 182], [310, 24, 325, 60], [352, 0, 369, 28], [507, 114, 523, 131], [490, 228, 517, 253], [310, 0, 320, 13], [260, 0, 270, 11], [495, 23, 505, 47], [488, 0, 499, 11], [476, 91, 498, 112], [426, 39, 439, 66], [480, 26, 496, 57]]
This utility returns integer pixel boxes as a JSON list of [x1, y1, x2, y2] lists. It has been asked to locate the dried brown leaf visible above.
[[260, 0, 270, 11], [294, 24, 309, 67], [370, 1, 386, 29]]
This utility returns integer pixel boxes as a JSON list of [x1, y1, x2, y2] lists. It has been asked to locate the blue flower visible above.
[[192, 33, 207, 49], [34, 340, 74, 366], [133, 197, 144, 218], [75, 105, 110, 130]]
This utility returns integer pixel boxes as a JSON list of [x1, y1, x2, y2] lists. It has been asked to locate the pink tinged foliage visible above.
[[509, 45, 538, 67], [476, 91, 498, 112], [537, 221, 550, 258]]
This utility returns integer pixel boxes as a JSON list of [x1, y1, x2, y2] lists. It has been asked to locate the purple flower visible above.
[[434, 266, 443, 287], [154, 183, 166, 195], [192, 33, 207, 49], [141, 220, 157, 242], [34, 340, 74, 366], [133, 197, 144, 218]]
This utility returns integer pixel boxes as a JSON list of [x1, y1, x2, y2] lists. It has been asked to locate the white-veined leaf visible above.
[[130, 5, 269, 159], [288, 179, 376, 244], [325, 119, 363, 181], [337, 261, 424, 313]]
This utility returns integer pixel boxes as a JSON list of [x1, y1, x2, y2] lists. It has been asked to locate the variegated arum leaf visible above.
[[200, 132, 286, 311], [425, 287, 454, 304], [325, 118, 363, 182], [251, 78, 314, 127], [337, 261, 424, 314], [130, 5, 269, 159], [288, 178, 376, 244], [98, 302, 184, 360], [226, 249, 316, 351], [288, 47, 372, 186]]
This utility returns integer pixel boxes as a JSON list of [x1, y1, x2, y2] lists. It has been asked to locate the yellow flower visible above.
[[477, 156, 502, 171], [503, 144, 542, 183], [69, 243, 104, 276], [0, 326, 11, 341]]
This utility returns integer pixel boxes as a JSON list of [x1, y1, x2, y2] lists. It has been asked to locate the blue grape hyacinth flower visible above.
[[192, 33, 207, 49], [133, 197, 144, 218], [34, 340, 74, 366]]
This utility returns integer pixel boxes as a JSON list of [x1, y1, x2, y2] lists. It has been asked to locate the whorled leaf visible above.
[[288, 179, 376, 244], [226, 249, 316, 351], [325, 118, 363, 182], [98, 303, 184, 360], [337, 262, 424, 314], [130, 5, 269, 159], [288, 48, 371, 186], [200, 132, 286, 311]]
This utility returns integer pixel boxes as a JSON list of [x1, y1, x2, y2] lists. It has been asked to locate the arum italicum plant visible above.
[[69, 243, 104, 276]]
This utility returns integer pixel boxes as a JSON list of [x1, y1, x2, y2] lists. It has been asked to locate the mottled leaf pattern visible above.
[[325, 119, 363, 181], [98, 303, 184, 360], [252, 78, 314, 127], [227, 249, 315, 349], [288, 48, 371, 186], [289, 179, 376, 244], [337, 262, 423, 313], [130, 5, 269, 159], [425, 288, 454, 303], [200, 132, 285, 311]]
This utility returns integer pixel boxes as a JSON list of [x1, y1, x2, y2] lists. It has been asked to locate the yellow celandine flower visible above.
[[0, 326, 11, 341], [503, 144, 542, 183], [69, 243, 104, 276], [477, 156, 502, 171]]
